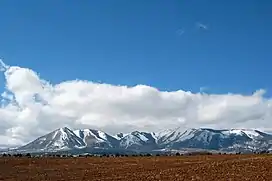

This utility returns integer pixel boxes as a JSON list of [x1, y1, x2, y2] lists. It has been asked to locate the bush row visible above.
[[0, 150, 270, 158]]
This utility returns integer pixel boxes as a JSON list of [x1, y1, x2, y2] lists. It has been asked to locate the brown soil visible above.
[[0, 154, 271, 181]]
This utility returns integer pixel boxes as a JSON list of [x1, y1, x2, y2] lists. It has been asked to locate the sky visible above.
[[0, 0, 272, 146]]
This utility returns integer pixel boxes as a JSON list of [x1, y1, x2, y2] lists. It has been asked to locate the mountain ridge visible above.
[[14, 127, 272, 153]]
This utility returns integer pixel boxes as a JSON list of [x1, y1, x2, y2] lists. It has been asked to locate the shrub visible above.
[[115, 153, 120, 157], [26, 153, 31, 158], [259, 150, 269, 154]]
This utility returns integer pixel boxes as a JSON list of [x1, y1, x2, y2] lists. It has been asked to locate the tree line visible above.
[[0, 150, 270, 158]]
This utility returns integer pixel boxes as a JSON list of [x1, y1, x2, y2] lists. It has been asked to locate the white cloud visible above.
[[0, 60, 272, 146], [0, 59, 9, 71], [176, 29, 185, 36], [200, 86, 209, 93], [196, 22, 208, 30]]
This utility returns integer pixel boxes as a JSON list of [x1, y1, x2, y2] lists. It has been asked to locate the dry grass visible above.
[[0, 154, 271, 180]]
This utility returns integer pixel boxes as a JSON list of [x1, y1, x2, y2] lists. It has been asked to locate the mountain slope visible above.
[[119, 131, 158, 151], [73, 129, 119, 148], [156, 127, 197, 146]]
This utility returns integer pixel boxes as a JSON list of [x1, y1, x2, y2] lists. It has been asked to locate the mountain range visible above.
[[13, 127, 272, 154]]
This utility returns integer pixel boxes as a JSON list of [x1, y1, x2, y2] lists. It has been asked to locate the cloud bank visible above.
[[0, 60, 272, 146]]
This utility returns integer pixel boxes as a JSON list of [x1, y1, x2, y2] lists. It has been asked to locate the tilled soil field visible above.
[[0, 154, 271, 181]]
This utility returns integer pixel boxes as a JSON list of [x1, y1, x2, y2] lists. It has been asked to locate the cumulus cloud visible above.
[[0, 60, 272, 146]]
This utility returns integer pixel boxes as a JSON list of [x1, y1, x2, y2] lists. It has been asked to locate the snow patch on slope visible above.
[[119, 131, 157, 149], [221, 129, 262, 139], [156, 127, 197, 144]]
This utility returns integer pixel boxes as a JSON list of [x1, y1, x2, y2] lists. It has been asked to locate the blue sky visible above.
[[0, 0, 272, 96]]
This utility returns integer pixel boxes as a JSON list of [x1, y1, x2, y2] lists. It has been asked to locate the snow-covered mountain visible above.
[[18, 127, 85, 151], [157, 128, 272, 152], [15, 127, 272, 153], [119, 131, 157, 151]]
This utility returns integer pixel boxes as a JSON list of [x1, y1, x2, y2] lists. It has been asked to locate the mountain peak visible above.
[[59, 126, 72, 132], [18, 127, 85, 151]]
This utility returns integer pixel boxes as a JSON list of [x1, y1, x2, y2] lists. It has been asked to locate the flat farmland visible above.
[[0, 154, 271, 181]]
